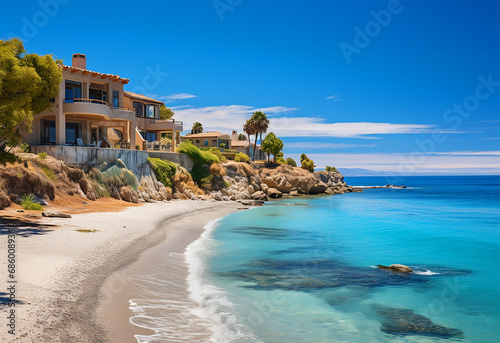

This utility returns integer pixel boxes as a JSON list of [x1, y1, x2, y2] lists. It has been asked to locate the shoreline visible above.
[[0, 200, 243, 342], [97, 203, 243, 342]]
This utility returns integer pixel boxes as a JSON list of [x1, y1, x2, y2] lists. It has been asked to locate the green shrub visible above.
[[20, 142, 31, 153], [135, 144, 141, 150], [190, 165, 210, 183], [20, 194, 44, 211], [38, 152, 47, 160], [234, 152, 250, 162], [276, 156, 286, 164], [0, 151, 17, 165], [120, 169, 138, 190], [178, 141, 220, 165], [91, 180, 109, 198], [200, 175, 213, 191], [148, 158, 177, 187], [325, 166, 338, 172], [209, 148, 226, 162], [301, 158, 315, 173], [286, 157, 297, 167]]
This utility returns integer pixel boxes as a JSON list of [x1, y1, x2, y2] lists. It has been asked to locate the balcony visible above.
[[63, 98, 135, 121], [135, 117, 184, 132]]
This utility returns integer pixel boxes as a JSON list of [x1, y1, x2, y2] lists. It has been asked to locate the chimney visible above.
[[232, 130, 238, 142], [72, 53, 86, 69]]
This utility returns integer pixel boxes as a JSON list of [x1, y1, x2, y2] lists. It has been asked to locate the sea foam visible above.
[[185, 219, 261, 343]]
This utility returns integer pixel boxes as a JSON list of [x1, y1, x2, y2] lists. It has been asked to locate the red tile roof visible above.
[[60, 64, 129, 84], [123, 91, 164, 105]]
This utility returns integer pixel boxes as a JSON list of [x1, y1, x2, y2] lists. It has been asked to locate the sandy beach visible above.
[[0, 200, 243, 343]]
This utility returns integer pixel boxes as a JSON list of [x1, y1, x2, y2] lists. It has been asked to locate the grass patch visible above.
[[234, 153, 250, 162], [148, 157, 177, 187], [178, 141, 219, 165], [41, 165, 56, 181], [76, 229, 98, 233], [38, 152, 47, 160], [20, 194, 44, 211]]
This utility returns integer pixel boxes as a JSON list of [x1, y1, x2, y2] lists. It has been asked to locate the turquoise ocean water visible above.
[[185, 176, 500, 343]]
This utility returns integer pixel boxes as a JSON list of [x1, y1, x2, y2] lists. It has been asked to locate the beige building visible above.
[[181, 132, 232, 149], [230, 130, 265, 160], [23, 53, 182, 151], [124, 92, 182, 151]]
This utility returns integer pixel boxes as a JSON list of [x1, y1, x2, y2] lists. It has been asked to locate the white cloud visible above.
[[432, 151, 500, 156], [158, 93, 197, 101], [285, 142, 377, 149], [255, 106, 298, 114], [326, 94, 341, 101], [174, 104, 435, 138], [301, 152, 500, 173]]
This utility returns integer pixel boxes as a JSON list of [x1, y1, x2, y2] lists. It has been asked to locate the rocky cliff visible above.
[[211, 162, 357, 201], [0, 153, 356, 209]]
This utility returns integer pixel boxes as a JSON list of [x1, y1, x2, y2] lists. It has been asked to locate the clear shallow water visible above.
[[188, 176, 500, 343]]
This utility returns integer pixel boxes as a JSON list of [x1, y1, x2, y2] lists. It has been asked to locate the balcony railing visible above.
[[144, 140, 171, 151], [64, 98, 134, 112]]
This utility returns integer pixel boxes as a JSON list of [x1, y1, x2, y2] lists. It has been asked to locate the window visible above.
[[205, 140, 208, 147], [41, 120, 82, 145], [41, 120, 56, 144], [146, 105, 158, 118], [140, 132, 157, 142], [65, 80, 81, 102], [65, 122, 82, 145], [133, 102, 144, 117], [113, 91, 119, 107], [89, 89, 106, 103]]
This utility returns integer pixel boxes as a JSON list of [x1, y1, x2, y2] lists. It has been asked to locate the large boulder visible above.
[[309, 181, 328, 194], [79, 178, 96, 201], [120, 186, 139, 203], [0, 192, 11, 209], [259, 165, 317, 193], [267, 188, 283, 199], [251, 191, 268, 201]]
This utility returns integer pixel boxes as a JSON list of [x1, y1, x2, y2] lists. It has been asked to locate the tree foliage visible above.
[[286, 157, 297, 167], [159, 105, 174, 120], [248, 111, 269, 160], [191, 121, 203, 134], [261, 132, 283, 163], [0, 38, 62, 148], [300, 153, 315, 172], [237, 133, 247, 141]]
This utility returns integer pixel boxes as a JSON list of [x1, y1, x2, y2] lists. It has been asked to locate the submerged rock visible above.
[[376, 306, 463, 338], [377, 264, 413, 273]]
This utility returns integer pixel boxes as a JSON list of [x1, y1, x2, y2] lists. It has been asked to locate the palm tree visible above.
[[191, 122, 203, 134], [243, 119, 255, 160], [249, 111, 270, 160]]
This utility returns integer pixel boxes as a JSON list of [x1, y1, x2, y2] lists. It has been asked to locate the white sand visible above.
[[0, 200, 242, 342]]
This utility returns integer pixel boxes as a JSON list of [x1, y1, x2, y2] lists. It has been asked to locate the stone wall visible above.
[[32, 146, 194, 176], [148, 151, 195, 171]]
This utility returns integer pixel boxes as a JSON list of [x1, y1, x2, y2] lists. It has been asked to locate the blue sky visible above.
[[1, 0, 499, 174]]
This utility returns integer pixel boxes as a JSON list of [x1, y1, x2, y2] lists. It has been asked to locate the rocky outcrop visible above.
[[42, 211, 72, 218], [267, 188, 283, 199], [376, 306, 463, 338], [377, 264, 413, 273], [209, 163, 356, 201]]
